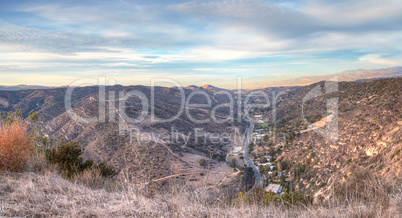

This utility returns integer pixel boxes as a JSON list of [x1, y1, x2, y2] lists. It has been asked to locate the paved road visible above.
[[243, 110, 263, 193]]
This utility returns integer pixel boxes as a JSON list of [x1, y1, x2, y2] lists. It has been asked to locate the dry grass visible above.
[[0, 115, 34, 172], [24, 151, 59, 175], [0, 171, 400, 217], [333, 167, 394, 217], [72, 167, 115, 190]]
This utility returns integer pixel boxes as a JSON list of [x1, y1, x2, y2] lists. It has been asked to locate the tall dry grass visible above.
[[332, 167, 395, 217], [0, 170, 400, 217], [72, 167, 116, 190], [0, 115, 34, 172]]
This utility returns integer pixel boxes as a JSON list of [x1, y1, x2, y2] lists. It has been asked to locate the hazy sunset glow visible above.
[[1, 0, 402, 88]]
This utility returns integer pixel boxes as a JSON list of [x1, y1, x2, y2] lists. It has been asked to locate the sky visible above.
[[0, 0, 402, 88]]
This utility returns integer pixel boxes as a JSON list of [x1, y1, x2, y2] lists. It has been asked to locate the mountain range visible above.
[[3, 66, 401, 91]]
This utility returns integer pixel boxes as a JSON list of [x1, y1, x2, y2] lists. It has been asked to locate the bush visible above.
[[263, 191, 280, 205], [46, 140, 93, 178], [280, 191, 313, 207], [46, 140, 117, 179], [199, 159, 207, 167], [0, 114, 34, 172], [390, 149, 400, 160], [96, 162, 118, 178]]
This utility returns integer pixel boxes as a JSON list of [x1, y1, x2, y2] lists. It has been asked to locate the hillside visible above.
[[0, 85, 251, 186], [258, 77, 402, 200]]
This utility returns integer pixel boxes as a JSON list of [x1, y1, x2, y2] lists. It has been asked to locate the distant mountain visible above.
[[248, 66, 402, 88], [200, 84, 228, 92], [183, 84, 230, 92], [338, 66, 402, 81], [0, 85, 54, 91], [185, 85, 199, 90]]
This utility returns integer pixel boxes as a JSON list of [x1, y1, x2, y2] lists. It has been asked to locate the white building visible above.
[[233, 146, 242, 153], [265, 184, 283, 194]]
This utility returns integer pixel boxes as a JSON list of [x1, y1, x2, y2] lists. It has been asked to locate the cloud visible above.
[[302, 0, 402, 26], [0, 0, 402, 87], [359, 54, 401, 65], [0, 19, 142, 54]]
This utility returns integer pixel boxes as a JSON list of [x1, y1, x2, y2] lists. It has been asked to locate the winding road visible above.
[[243, 109, 263, 193]]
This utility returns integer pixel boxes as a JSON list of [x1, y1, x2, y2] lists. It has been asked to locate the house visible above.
[[233, 146, 242, 153], [254, 134, 267, 142], [265, 184, 283, 194]]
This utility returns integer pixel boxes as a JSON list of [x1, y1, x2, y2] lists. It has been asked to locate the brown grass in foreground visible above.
[[0, 170, 400, 218], [0, 115, 34, 172]]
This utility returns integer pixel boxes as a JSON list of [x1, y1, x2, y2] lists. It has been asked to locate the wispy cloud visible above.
[[0, 0, 401, 87]]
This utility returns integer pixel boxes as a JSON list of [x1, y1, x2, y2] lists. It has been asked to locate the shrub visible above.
[[46, 140, 93, 178], [319, 182, 327, 188], [280, 191, 313, 207], [46, 140, 117, 179], [0, 114, 34, 172], [199, 159, 207, 167], [263, 191, 280, 205], [96, 162, 118, 178], [230, 158, 237, 168], [390, 149, 400, 160]]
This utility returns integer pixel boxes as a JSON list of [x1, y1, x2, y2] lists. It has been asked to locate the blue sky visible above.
[[0, 0, 402, 88]]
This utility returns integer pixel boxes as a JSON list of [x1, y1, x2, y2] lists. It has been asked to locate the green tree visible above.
[[29, 112, 39, 122], [199, 158, 207, 167], [230, 158, 237, 168]]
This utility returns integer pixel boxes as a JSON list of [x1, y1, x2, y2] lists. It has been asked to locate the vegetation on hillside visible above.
[[0, 111, 34, 172], [45, 140, 117, 179]]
